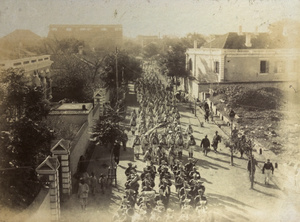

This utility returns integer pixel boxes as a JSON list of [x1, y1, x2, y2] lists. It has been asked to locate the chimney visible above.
[[245, 33, 252, 47], [194, 40, 197, 49], [238, 25, 243, 36], [82, 105, 87, 110]]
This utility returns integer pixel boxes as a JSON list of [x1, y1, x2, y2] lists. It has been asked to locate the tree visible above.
[[158, 41, 189, 90], [268, 19, 300, 48], [46, 38, 104, 102], [142, 42, 160, 59], [122, 38, 142, 57], [181, 33, 207, 49], [101, 50, 142, 90], [0, 68, 53, 209]]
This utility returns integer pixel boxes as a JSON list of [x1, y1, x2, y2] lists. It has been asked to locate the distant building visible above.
[[0, 55, 54, 100], [137, 35, 159, 47], [48, 24, 123, 49], [0, 29, 42, 60], [186, 30, 300, 98]]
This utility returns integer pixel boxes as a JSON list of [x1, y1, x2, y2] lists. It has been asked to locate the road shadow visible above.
[[200, 177, 212, 184], [197, 158, 230, 170], [206, 155, 231, 165], [255, 181, 281, 190], [207, 193, 253, 221]]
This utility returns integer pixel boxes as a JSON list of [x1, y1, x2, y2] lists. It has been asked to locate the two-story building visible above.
[[0, 55, 54, 100], [48, 24, 123, 49], [186, 31, 300, 99]]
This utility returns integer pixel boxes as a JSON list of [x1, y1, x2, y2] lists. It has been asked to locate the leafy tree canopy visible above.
[[101, 50, 142, 89], [0, 68, 53, 209]]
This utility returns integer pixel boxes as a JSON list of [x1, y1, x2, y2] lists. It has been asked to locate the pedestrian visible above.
[[89, 172, 97, 196], [204, 102, 209, 111], [113, 140, 121, 165], [247, 155, 257, 182], [204, 109, 210, 122], [98, 174, 105, 194], [262, 159, 274, 185], [185, 124, 193, 135], [212, 131, 222, 153], [238, 135, 246, 158], [130, 117, 137, 135], [132, 135, 141, 159], [210, 109, 214, 122], [78, 178, 89, 210], [187, 135, 196, 158], [200, 135, 210, 156], [144, 147, 153, 166]]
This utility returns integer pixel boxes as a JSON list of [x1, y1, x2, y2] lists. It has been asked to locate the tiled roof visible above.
[[202, 32, 274, 49], [1, 29, 41, 42]]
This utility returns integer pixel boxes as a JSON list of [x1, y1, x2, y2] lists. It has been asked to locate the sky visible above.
[[0, 0, 300, 38]]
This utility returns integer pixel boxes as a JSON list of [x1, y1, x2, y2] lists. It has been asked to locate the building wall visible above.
[[224, 51, 300, 82], [48, 24, 123, 48], [187, 48, 300, 83], [186, 49, 222, 82]]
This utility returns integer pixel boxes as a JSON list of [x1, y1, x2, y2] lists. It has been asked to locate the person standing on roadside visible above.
[[78, 178, 89, 210], [89, 172, 97, 196], [247, 155, 258, 182], [262, 159, 274, 185], [187, 135, 196, 158], [212, 131, 222, 153], [200, 135, 210, 156]]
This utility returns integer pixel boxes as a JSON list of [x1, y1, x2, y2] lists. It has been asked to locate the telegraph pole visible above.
[[115, 47, 119, 102], [229, 109, 236, 166], [249, 139, 254, 189]]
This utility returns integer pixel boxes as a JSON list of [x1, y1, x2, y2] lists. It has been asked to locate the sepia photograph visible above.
[[0, 0, 300, 221]]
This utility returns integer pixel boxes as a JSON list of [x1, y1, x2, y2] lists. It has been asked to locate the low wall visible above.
[[69, 103, 100, 175], [198, 80, 298, 93], [69, 122, 89, 175]]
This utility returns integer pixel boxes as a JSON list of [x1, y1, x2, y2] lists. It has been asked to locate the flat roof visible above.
[[56, 103, 93, 111]]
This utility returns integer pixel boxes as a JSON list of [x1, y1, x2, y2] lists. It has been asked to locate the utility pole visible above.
[[115, 47, 119, 102], [249, 139, 254, 189], [229, 109, 236, 166]]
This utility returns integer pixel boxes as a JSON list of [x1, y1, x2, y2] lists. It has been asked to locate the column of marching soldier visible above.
[[113, 72, 209, 222]]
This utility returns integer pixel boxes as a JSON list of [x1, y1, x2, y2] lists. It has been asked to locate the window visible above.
[[260, 60, 269, 73], [23, 61, 30, 64], [274, 61, 285, 73], [51, 28, 57, 31], [101, 28, 107, 31], [13, 62, 22, 66], [214, 61, 219, 73], [188, 59, 193, 71], [66, 28, 72, 31]]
